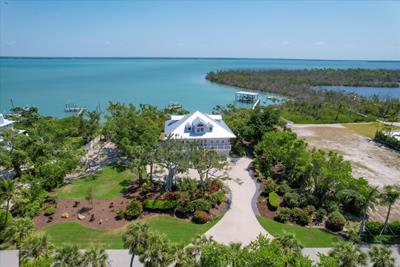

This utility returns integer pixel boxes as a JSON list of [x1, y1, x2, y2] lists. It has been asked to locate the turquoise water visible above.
[[315, 85, 400, 99], [1, 58, 400, 117]]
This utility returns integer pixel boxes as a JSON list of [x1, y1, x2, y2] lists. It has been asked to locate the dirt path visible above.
[[205, 157, 271, 245], [290, 123, 400, 221]]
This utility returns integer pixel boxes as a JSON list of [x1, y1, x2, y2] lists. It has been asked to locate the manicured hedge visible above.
[[325, 211, 346, 232], [268, 192, 279, 211], [143, 199, 178, 210], [365, 220, 400, 236]]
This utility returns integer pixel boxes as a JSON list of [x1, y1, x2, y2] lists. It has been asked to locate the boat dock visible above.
[[235, 91, 259, 103], [65, 104, 86, 115], [252, 98, 261, 110]]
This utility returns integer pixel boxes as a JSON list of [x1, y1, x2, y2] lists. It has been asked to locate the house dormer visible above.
[[192, 117, 207, 134]]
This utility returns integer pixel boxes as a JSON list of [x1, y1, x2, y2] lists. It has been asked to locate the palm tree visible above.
[[276, 233, 303, 254], [379, 185, 400, 235], [122, 223, 151, 267], [329, 241, 367, 267], [368, 246, 395, 267], [0, 179, 18, 227], [53, 245, 82, 267], [20, 234, 54, 264], [228, 243, 243, 267], [2, 217, 33, 249], [83, 246, 109, 267], [359, 186, 379, 237], [140, 232, 177, 267]]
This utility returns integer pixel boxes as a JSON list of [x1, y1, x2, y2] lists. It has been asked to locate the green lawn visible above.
[[58, 165, 135, 200], [42, 216, 221, 248], [344, 122, 400, 138], [257, 216, 339, 247], [144, 215, 221, 246], [42, 222, 124, 249]]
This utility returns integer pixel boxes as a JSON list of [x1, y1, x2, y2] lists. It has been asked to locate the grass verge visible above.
[[257, 216, 339, 247], [58, 165, 135, 200], [42, 215, 221, 248]]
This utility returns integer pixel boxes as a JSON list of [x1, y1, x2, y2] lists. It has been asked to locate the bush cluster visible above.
[[267, 192, 279, 211], [325, 211, 346, 232], [143, 199, 178, 210], [274, 207, 311, 225], [125, 200, 143, 220], [365, 220, 400, 236], [44, 206, 56, 216], [375, 131, 400, 151], [192, 210, 210, 224]]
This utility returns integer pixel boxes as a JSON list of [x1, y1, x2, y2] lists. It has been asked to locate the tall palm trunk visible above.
[[3, 199, 10, 227], [130, 253, 135, 267], [380, 204, 392, 235], [149, 163, 153, 182]]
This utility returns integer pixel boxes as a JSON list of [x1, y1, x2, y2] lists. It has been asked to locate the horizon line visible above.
[[1, 56, 400, 63]]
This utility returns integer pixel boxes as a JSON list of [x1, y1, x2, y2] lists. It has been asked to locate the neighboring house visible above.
[[0, 113, 14, 129], [164, 111, 236, 155]]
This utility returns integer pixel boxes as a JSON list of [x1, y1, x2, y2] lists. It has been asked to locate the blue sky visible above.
[[0, 1, 399, 60]]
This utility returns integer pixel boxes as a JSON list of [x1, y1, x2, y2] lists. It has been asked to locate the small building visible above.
[[164, 111, 236, 155], [235, 91, 259, 103], [0, 113, 14, 129]]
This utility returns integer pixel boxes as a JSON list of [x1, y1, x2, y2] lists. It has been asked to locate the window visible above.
[[187, 127, 191, 131]]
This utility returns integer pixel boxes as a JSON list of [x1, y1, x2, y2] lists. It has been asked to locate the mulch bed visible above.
[[34, 197, 131, 230], [257, 194, 276, 220]]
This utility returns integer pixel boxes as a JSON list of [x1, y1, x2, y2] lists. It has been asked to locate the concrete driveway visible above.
[[205, 157, 271, 245]]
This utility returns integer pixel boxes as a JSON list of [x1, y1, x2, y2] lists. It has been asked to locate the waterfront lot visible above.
[[290, 123, 400, 221]]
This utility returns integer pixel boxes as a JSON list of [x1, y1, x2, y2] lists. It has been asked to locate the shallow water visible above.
[[1, 58, 399, 117]]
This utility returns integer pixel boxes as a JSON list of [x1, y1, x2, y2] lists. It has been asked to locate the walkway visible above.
[[205, 157, 271, 245]]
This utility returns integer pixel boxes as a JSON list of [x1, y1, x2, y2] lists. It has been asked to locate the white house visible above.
[[164, 111, 236, 155], [0, 114, 14, 129]]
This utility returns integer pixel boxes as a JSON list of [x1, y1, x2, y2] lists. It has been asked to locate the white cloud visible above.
[[315, 41, 325, 46]]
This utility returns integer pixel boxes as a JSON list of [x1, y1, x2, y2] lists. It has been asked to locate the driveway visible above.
[[205, 157, 271, 245]]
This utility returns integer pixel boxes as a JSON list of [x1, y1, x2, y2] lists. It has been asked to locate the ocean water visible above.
[[1, 58, 399, 117], [315, 85, 400, 99]]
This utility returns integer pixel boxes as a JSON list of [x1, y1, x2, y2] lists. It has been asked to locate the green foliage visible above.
[[190, 198, 212, 212], [274, 207, 292, 223], [267, 192, 279, 211], [365, 221, 384, 235], [114, 210, 124, 220], [368, 246, 395, 267], [316, 208, 327, 223], [329, 241, 368, 267], [375, 131, 400, 151], [0, 208, 12, 228], [143, 199, 178, 210], [207, 69, 400, 123], [192, 210, 210, 224], [263, 178, 277, 195], [326, 211, 346, 232], [124, 200, 143, 220], [175, 201, 195, 218], [43, 206, 56, 216], [291, 207, 311, 226]]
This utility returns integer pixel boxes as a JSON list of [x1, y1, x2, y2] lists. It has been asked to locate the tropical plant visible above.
[[125, 199, 143, 220], [379, 185, 400, 235], [53, 245, 82, 267], [368, 246, 395, 267], [328, 241, 367, 267], [275, 233, 303, 254], [139, 232, 178, 267], [326, 211, 346, 232], [83, 246, 109, 267], [2, 217, 33, 248], [20, 234, 54, 264], [0, 179, 18, 227], [122, 223, 152, 267]]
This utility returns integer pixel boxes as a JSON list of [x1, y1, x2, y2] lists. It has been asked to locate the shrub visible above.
[[276, 181, 292, 196], [125, 200, 143, 220], [268, 192, 279, 211], [143, 199, 178, 210], [389, 221, 400, 235], [190, 199, 212, 212], [44, 206, 56, 216], [23, 201, 42, 217], [177, 178, 199, 198], [316, 208, 327, 223], [291, 207, 311, 226], [192, 210, 210, 224], [162, 192, 181, 200], [205, 179, 223, 193], [365, 221, 384, 235], [140, 180, 153, 193], [325, 211, 346, 232], [283, 192, 301, 208], [274, 207, 292, 223], [115, 210, 124, 220], [45, 195, 57, 204], [263, 178, 277, 195], [213, 190, 225, 205], [175, 201, 195, 218], [304, 205, 316, 215]]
